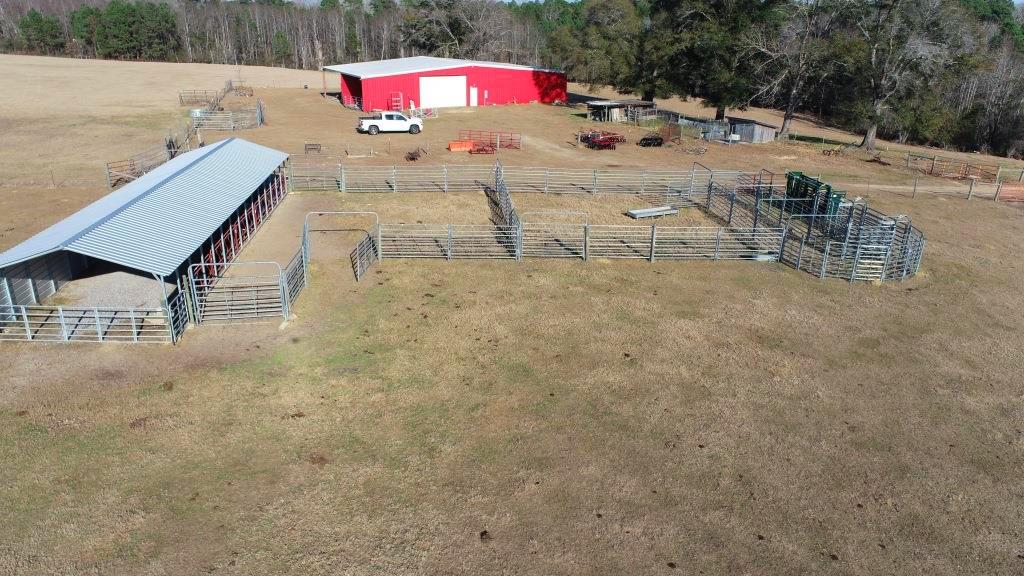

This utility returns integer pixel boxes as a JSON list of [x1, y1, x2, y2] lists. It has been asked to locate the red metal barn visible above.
[[323, 56, 567, 112]]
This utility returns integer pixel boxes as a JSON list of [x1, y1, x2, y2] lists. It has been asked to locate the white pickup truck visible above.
[[356, 112, 423, 135]]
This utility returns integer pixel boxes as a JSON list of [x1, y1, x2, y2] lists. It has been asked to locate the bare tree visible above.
[[748, 0, 850, 137], [855, 0, 946, 150]]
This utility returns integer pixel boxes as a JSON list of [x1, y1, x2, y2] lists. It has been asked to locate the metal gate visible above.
[[188, 261, 291, 323], [303, 212, 381, 282], [850, 224, 896, 281], [351, 226, 379, 280]]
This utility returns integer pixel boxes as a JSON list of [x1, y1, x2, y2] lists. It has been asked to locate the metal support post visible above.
[[649, 225, 657, 262], [583, 224, 590, 261], [57, 307, 68, 341], [157, 275, 174, 342]]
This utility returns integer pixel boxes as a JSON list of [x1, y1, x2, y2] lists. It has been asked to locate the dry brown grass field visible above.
[[1, 55, 1023, 575]]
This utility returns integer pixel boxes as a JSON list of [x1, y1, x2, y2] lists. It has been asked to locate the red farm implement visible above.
[[579, 129, 626, 150]]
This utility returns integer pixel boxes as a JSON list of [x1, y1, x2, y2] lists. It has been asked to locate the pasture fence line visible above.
[[105, 144, 176, 189], [286, 162, 742, 196], [906, 152, 1003, 183], [104, 80, 255, 190], [376, 223, 783, 262]]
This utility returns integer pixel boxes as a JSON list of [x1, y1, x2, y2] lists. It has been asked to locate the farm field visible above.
[[1, 55, 1023, 575]]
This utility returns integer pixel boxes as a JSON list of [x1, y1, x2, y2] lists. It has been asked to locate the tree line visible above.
[[1, 0, 1023, 157]]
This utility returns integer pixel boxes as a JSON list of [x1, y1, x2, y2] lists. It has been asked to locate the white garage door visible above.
[[419, 75, 467, 108]]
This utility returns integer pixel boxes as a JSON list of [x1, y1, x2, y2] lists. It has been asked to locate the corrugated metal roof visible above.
[[0, 138, 288, 277], [323, 56, 560, 79]]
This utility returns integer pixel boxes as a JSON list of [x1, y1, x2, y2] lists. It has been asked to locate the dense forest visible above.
[[1, 0, 1023, 156]]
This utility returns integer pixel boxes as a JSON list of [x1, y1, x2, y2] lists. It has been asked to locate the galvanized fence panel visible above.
[[0, 305, 173, 343], [654, 227, 784, 260], [192, 100, 264, 131], [450, 225, 518, 259], [521, 223, 586, 258], [192, 109, 261, 131], [587, 225, 656, 259], [288, 166, 341, 192], [284, 249, 307, 301], [379, 224, 449, 258], [179, 89, 221, 106], [378, 224, 518, 259]]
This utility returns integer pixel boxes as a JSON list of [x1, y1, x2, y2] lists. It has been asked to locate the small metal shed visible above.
[[586, 99, 656, 123], [727, 117, 780, 143]]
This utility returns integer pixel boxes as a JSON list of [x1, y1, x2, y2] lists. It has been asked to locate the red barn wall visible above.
[[341, 65, 567, 112]]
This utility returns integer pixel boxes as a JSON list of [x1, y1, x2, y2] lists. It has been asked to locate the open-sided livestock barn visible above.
[[0, 138, 288, 343], [323, 56, 567, 112]]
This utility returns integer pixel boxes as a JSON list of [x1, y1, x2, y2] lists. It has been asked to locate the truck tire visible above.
[[409, 125, 421, 135], [368, 125, 379, 135]]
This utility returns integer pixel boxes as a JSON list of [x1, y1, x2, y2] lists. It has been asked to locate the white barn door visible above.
[[419, 76, 467, 108]]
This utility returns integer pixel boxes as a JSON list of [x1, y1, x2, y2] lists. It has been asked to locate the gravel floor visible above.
[[47, 262, 177, 309]]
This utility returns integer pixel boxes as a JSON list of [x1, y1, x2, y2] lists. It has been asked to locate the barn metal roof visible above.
[[323, 56, 561, 79], [0, 138, 288, 278]]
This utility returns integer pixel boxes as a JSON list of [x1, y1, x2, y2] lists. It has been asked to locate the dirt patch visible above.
[[128, 416, 152, 429], [305, 453, 329, 467]]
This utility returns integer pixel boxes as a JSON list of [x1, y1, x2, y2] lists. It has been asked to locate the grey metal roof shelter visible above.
[[0, 137, 288, 277]]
